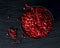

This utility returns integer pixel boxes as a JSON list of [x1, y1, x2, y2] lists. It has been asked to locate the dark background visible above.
[[0, 0, 60, 48]]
